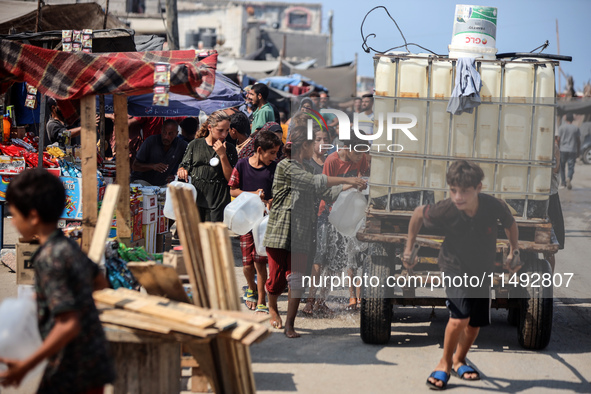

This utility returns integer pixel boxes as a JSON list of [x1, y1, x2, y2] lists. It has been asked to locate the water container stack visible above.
[[369, 4, 556, 219]]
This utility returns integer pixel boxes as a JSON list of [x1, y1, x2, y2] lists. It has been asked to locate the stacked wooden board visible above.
[[94, 288, 269, 345], [169, 185, 260, 394]]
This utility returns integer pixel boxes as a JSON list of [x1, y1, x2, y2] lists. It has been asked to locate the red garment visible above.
[[240, 232, 267, 266], [0, 40, 217, 124], [265, 248, 307, 295], [318, 151, 369, 215]]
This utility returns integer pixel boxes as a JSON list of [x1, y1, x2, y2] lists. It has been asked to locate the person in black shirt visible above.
[[1, 169, 115, 393], [130, 119, 188, 186], [403, 160, 520, 389]]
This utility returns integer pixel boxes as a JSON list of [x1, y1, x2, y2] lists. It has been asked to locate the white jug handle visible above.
[[187, 176, 192, 184]]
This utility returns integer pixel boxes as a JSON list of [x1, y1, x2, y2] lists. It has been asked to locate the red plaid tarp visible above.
[[0, 39, 217, 122]]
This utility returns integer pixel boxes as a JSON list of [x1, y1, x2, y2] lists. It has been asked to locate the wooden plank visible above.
[[93, 290, 218, 333], [127, 262, 190, 303], [534, 226, 552, 244], [99, 309, 172, 334], [170, 186, 209, 308], [80, 95, 98, 253], [215, 224, 241, 311], [241, 325, 271, 346], [184, 342, 222, 394], [109, 337, 180, 394], [88, 184, 120, 264], [113, 95, 131, 244], [102, 308, 216, 341], [198, 223, 220, 309], [357, 232, 560, 253]]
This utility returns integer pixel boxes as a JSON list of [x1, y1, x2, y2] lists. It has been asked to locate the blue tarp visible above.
[[255, 73, 327, 92], [99, 72, 244, 117]]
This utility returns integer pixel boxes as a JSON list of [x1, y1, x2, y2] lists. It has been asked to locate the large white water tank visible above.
[[369, 53, 556, 217]]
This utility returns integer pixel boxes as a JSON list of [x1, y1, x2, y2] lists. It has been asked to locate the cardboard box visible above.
[[0, 156, 25, 175], [60, 177, 83, 219], [142, 207, 157, 224], [128, 238, 145, 248], [0, 175, 15, 201], [142, 194, 158, 210], [142, 223, 157, 254], [163, 249, 185, 275], [16, 241, 40, 285], [131, 210, 143, 242], [156, 232, 172, 253]]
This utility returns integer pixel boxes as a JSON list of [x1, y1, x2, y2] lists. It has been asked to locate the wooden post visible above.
[[80, 95, 97, 253], [113, 95, 131, 245]]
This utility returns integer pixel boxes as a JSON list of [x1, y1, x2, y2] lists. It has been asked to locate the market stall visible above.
[[0, 38, 218, 251]]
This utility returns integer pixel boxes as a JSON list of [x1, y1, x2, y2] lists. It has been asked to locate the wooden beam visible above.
[[88, 184, 120, 264], [113, 95, 131, 244], [80, 95, 97, 253]]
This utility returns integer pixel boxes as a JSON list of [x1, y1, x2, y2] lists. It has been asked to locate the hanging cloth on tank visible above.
[[447, 57, 482, 116]]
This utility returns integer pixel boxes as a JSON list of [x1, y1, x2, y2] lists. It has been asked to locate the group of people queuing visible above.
[[6, 81, 576, 393], [50, 83, 370, 338]]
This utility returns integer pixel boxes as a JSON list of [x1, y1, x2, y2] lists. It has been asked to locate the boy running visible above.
[[403, 160, 520, 390], [0, 169, 115, 393]]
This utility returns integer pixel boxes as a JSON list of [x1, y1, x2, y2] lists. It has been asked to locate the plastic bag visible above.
[[252, 211, 269, 257], [164, 176, 197, 220], [328, 189, 367, 237], [0, 297, 47, 385], [223, 192, 265, 235]]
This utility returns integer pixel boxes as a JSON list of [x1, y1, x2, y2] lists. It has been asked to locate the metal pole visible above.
[[38, 95, 46, 167], [35, 0, 42, 33], [103, 0, 110, 29], [166, 0, 179, 50], [327, 10, 333, 66]]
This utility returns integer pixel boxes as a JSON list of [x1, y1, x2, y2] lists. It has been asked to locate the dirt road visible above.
[[247, 162, 591, 393]]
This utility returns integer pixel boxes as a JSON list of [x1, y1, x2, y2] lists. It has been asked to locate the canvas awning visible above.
[[100, 72, 244, 116], [0, 39, 218, 123], [298, 62, 357, 98]]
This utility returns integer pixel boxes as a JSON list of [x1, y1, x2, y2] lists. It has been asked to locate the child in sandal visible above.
[[307, 133, 369, 314], [229, 130, 281, 313], [403, 160, 520, 389], [263, 125, 367, 337]]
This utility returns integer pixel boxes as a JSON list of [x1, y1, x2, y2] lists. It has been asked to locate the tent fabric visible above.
[[218, 58, 280, 75], [0, 2, 126, 34], [298, 63, 357, 98], [100, 72, 245, 116], [256, 73, 326, 92], [0, 1, 37, 25], [0, 39, 218, 123], [134, 35, 166, 52]]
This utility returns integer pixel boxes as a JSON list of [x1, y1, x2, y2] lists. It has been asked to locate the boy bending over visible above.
[[403, 160, 520, 390], [0, 169, 115, 393]]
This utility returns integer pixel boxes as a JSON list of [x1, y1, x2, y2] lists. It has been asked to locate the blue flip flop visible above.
[[426, 371, 450, 390], [452, 365, 480, 381]]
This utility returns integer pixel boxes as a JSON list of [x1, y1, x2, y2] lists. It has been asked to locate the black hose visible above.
[[496, 52, 572, 61]]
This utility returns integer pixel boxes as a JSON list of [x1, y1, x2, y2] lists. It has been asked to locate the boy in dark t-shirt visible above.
[[403, 160, 520, 390], [229, 130, 281, 314], [0, 169, 115, 393]]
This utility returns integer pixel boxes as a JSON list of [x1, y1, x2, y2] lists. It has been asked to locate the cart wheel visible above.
[[360, 255, 392, 344], [517, 258, 553, 350], [507, 306, 519, 326]]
